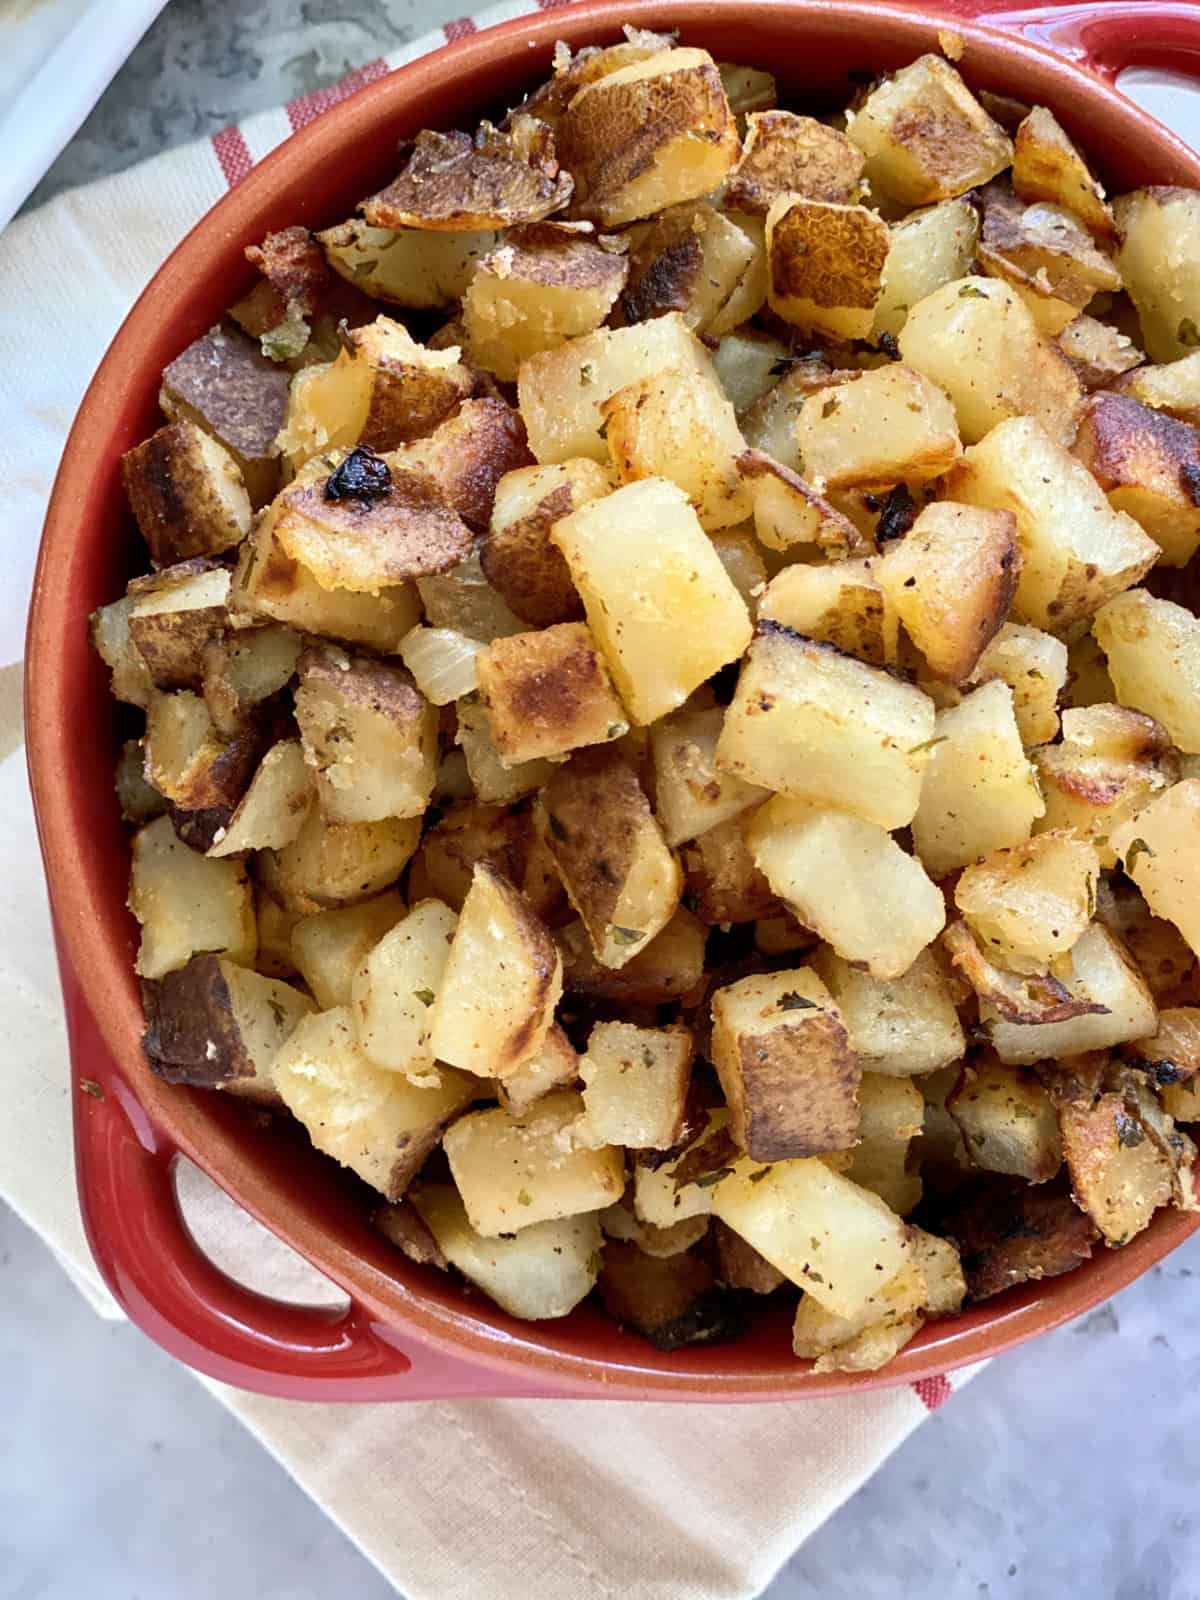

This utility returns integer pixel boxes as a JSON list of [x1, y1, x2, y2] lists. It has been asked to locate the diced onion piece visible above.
[[399, 626, 484, 705]]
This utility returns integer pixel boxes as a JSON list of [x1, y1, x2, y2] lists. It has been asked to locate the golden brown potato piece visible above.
[[1096, 880, 1196, 1002], [940, 1176, 1097, 1301], [1059, 1090, 1175, 1246], [680, 810, 779, 926], [1110, 779, 1200, 956], [765, 196, 889, 341], [1012, 105, 1115, 238], [965, 623, 1068, 748], [295, 647, 436, 824], [141, 955, 313, 1106], [122, 421, 251, 568], [875, 502, 1019, 683], [846, 54, 1013, 206], [91, 595, 155, 708], [727, 111, 864, 215], [513, 32, 676, 126], [1114, 351, 1200, 427], [791, 1257, 926, 1373], [947, 1056, 1063, 1182], [1114, 187, 1200, 362], [1073, 392, 1200, 567], [291, 890, 406, 1010], [558, 48, 740, 227], [650, 702, 766, 847], [758, 559, 897, 667], [259, 808, 420, 912], [481, 461, 607, 627], [1124, 1008, 1200, 1088], [495, 1024, 580, 1119], [843, 1074, 923, 1216], [600, 1240, 742, 1350], [736, 451, 865, 558], [872, 197, 979, 339], [143, 689, 261, 815], [954, 831, 1099, 976], [476, 622, 628, 764], [415, 800, 561, 922], [791, 365, 961, 491], [975, 180, 1121, 335], [810, 945, 965, 1077], [558, 908, 706, 1007], [463, 225, 628, 381], [127, 563, 231, 692], [536, 746, 682, 969], [711, 968, 859, 1162], [202, 624, 301, 738], [1094, 590, 1200, 752], [362, 122, 572, 231], [941, 919, 1105, 1027], [206, 739, 312, 857], [1057, 314, 1143, 391], [129, 815, 256, 979], [159, 324, 290, 507], [577, 1020, 694, 1150], [389, 397, 534, 533], [618, 203, 759, 334]]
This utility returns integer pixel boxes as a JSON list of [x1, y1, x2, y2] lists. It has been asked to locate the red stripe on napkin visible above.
[[211, 126, 254, 188], [912, 1375, 952, 1411], [444, 17, 479, 41], [286, 57, 390, 132]]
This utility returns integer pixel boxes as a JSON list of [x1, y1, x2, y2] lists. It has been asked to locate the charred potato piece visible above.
[[259, 808, 420, 912], [389, 397, 534, 533], [600, 1240, 742, 1350], [1094, 590, 1200, 751], [765, 197, 890, 341], [618, 203, 759, 334], [941, 1175, 1097, 1301], [476, 622, 628, 764], [954, 832, 1100, 976], [1111, 779, 1200, 956], [727, 110, 864, 214], [1073, 392, 1200, 567], [681, 810, 779, 926], [809, 945, 965, 1077], [577, 1020, 694, 1150], [129, 815, 256, 979], [362, 122, 573, 232], [481, 460, 605, 627], [291, 890, 406, 1010], [947, 1056, 1062, 1182], [127, 563, 232, 692], [791, 365, 961, 491], [1113, 187, 1200, 363], [122, 421, 250, 567]]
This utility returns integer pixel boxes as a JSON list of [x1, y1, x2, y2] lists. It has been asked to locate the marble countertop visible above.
[[8, 3, 1200, 1597]]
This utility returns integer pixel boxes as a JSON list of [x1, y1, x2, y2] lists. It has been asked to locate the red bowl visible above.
[[25, 0, 1200, 1402]]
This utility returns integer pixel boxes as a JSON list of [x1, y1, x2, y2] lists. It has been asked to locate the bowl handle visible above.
[[937, 0, 1200, 81], [63, 954, 540, 1401]]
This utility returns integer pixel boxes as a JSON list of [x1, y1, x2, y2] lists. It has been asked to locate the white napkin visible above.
[[6, 12, 1192, 1597]]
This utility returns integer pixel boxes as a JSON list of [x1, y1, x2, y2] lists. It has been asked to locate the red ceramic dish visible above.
[[25, 0, 1200, 1402]]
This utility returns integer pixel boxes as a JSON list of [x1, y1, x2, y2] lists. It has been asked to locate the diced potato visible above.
[[558, 48, 740, 227], [873, 198, 978, 337], [552, 476, 752, 723], [911, 680, 1045, 876], [260, 809, 419, 912], [1114, 351, 1200, 427], [318, 219, 499, 308], [413, 801, 558, 921], [418, 551, 526, 643], [1095, 590, 1200, 751], [681, 810, 778, 925], [909, 1228, 966, 1316], [740, 362, 835, 473], [455, 695, 556, 805], [443, 1090, 625, 1236], [291, 890, 406, 1010], [89, 595, 154, 708], [942, 916, 1109, 1029], [1059, 1090, 1174, 1246], [559, 908, 706, 1006], [429, 863, 562, 1078], [845, 1074, 924, 1215], [711, 1218, 786, 1293], [717, 623, 935, 830], [791, 1271, 924, 1374], [945, 417, 1157, 631], [876, 502, 1019, 683], [727, 111, 864, 214], [140, 956, 313, 1108], [765, 196, 889, 341], [709, 526, 768, 606], [955, 832, 1100, 976], [758, 559, 897, 667], [1113, 187, 1200, 362], [129, 816, 256, 979], [496, 1025, 580, 1119], [986, 922, 1158, 1064], [809, 945, 965, 1077], [706, 214, 769, 338], [1012, 106, 1115, 238], [792, 365, 961, 490], [749, 797, 945, 978], [127, 563, 231, 692], [650, 703, 766, 846], [737, 451, 864, 558], [712, 1156, 910, 1318], [898, 278, 1084, 447], [387, 397, 533, 534], [463, 226, 628, 381], [143, 690, 259, 815], [115, 739, 165, 825], [410, 1184, 601, 1319], [1058, 313, 1143, 391], [351, 898, 458, 1077], [202, 624, 301, 738], [577, 1021, 693, 1149], [947, 1057, 1062, 1181], [207, 739, 312, 857], [846, 54, 1013, 206], [1097, 881, 1196, 1001], [975, 181, 1121, 335], [939, 1174, 1097, 1300], [273, 1007, 475, 1199], [1073, 392, 1200, 567], [711, 968, 859, 1160], [632, 1110, 731, 1228], [481, 459, 607, 627], [536, 747, 681, 968], [618, 203, 757, 333], [711, 329, 790, 415], [122, 421, 250, 567], [294, 647, 437, 823], [1111, 780, 1200, 956], [599, 1240, 741, 1350], [476, 623, 627, 764], [965, 623, 1067, 747]]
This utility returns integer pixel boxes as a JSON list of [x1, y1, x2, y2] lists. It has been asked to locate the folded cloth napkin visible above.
[[24, 6, 1200, 1596]]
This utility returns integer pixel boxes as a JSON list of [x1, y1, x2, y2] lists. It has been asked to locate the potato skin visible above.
[[122, 422, 250, 567], [481, 481, 585, 626], [726, 110, 864, 214], [599, 1240, 744, 1350], [938, 1176, 1098, 1301], [477, 622, 627, 763], [141, 956, 253, 1088]]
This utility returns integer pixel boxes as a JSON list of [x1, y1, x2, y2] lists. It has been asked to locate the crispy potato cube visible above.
[[443, 1090, 625, 1236], [599, 1241, 742, 1350], [717, 624, 935, 830], [947, 1057, 1062, 1182], [765, 197, 889, 341], [129, 816, 255, 979], [319, 219, 498, 308], [1059, 1090, 1174, 1246], [1111, 780, 1200, 955], [1058, 313, 1143, 391], [455, 695, 555, 805], [160, 324, 289, 508], [260, 809, 419, 912], [1012, 105, 1115, 237], [942, 1175, 1097, 1299], [115, 739, 165, 825], [413, 801, 554, 918], [388, 398, 533, 534], [481, 459, 607, 627], [1114, 351, 1200, 427], [617, 202, 756, 333], [986, 922, 1157, 1064], [295, 647, 436, 824], [792, 365, 961, 490], [122, 421, 250, 568], [711, 328, 790, 415], [143, 689, 259, 814], [1095, 590, 1200, 751], [908, 1227, 966, 1316], [876, 502, 1019, 683], [809, 945, 965, 1077], [202, 624, 301, 738], [418, 551, 525, 643], [207, 739, 312, 857], [737, 451, 864, 558], [965, 623, 1067, 747], [711, 969, 859, 1161], [846, 54, 1012, 205], [601, 367, 751, 531], [681, 810, 778, 925], [552, 477, 751, 723], [749, 797, 945, 979], [872, 198, 978, 338], [90, 595, 154, 708], [429, 863, 562, 1078], [791, 1268, 925, 1372], [975, 180, 1121, 335], [945, 417, 1157, 630], [361, 122, 572, 233], [955, 832, 1099, 976], [496, 1024, 580, 1119], [712, 1156, 910, 1317], [758, 559, 896, 667], [650, 703, 766, 847], [912, 680, 1044, 876], [536, 747, 681, 968], [727, 111, 864, 214], [273, 1007, 475, 1199], [558, 48, 740, 227], [410, 1184, 601, 1320], [518, 312, 714, 465], [1114, 188, 1200, 362], [844, 1074, 923, 1215], [350, 898, 458, 1078], [140, 956, 313, 1107], [463, 226, 628, 382], [127, 563, 231, 692], [632, 1110, 731, 1228], [942, 917, 1108, 1029], [899, 278, 1084, 447], [577, 1021, 693, 1150], [1073, 392, 1200, 567], [290, 890, 405, 1010], [476, 622, 627, 763], [558, 908, 706, 1006]]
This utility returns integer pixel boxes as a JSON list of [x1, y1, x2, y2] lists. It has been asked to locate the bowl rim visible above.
[[26, 0, 1200, 1400]]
